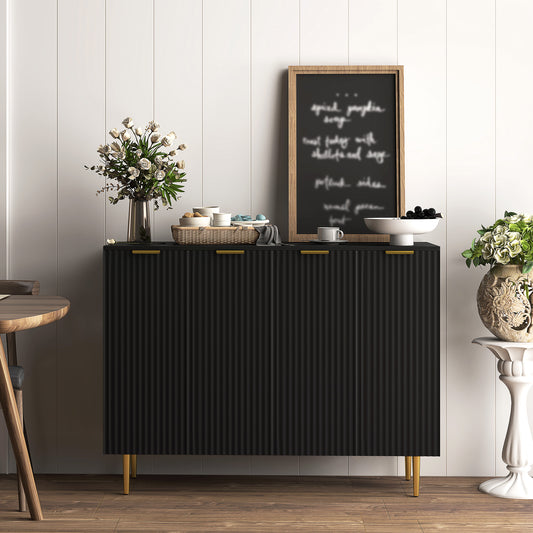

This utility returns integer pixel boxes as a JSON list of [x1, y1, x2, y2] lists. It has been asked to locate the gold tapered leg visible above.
[[131, 454, 137, 478], [123, 455, 130, 495], [413, 456, 420, 497], [405, 456, 411, 481]]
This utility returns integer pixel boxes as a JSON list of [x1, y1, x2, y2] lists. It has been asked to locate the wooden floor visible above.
[[0, 475, 530, 531]]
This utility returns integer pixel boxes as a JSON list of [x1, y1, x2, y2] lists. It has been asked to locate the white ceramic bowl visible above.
[[193, 206, 220, 217], [178, 216, 210, 227], [364, 217, 440, 245]]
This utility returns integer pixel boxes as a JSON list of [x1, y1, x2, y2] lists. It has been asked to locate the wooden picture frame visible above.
[[288, 65, 405, 242]]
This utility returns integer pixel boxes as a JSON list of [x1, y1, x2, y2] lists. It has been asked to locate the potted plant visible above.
[[86, 117, 187, 242], [462, 211, 533, 341]]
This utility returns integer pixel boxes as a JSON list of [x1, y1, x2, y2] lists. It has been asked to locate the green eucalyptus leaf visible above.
[[523, 262, 533, 274]]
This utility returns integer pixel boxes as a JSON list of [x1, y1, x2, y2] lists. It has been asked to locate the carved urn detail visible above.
[[477, 264, 533, 342]]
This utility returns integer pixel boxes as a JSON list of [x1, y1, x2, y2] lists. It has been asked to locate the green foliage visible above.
[[461, 212, 533, 272]]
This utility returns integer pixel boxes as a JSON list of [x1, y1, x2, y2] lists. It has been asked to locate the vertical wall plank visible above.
[[57, 0, 113, 473], [250, 0, 298, 242], [105, 0, 153, 242], [495, 0, 533, 478], [300, 0, 349, 65], [152, 0, 203, 242], [0, 0, 7, 280], [203, 0, 250, 215], [349, 0, 397, 64], [447, 0, 496, 476], [0, 0, 9, 473], [397, 0, 447, 476], [9, 0, 58, 473]]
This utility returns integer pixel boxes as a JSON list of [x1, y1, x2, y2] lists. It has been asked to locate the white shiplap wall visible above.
[[1, 0, 531, 476]]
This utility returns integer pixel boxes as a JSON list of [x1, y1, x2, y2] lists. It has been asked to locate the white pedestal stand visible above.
[[473, 337, 533, 499]]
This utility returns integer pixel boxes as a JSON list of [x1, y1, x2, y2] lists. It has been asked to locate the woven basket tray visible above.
[[171, 225, 260, 245]]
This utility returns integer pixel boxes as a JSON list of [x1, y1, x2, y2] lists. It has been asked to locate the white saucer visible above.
[[309, 239, 348, 244]]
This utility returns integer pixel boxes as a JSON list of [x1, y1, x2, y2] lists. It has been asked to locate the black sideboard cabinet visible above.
[[104, 243, 440, 458]]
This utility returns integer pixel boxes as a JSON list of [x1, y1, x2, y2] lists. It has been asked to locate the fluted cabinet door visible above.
[[272, 248, 439, 456], [184, 249, 274, 454]]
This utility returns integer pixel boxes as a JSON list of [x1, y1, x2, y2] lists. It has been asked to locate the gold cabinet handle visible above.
[[385, 250, 414, 255], [300, 250, 330, 255], [131, 250, 160, 255], [216, 250, 245, 255]]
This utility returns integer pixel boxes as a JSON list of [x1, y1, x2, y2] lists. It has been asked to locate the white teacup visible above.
[[318, 227, 344, 241], [212, 213, 231, 227]]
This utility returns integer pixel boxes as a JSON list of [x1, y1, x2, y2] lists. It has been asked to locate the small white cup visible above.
[[213, 213, 232, 227], [317, 227, 344, 241]]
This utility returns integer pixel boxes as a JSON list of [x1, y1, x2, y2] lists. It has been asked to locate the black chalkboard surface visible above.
[[289, 66, 404, 241]]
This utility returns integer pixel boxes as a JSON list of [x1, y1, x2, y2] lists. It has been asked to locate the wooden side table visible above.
[[473, 337, 533, 499], [0, 295, 70, 520]]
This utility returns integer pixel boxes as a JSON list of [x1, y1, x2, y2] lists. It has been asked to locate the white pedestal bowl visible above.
[[364, 217, 440, 245]]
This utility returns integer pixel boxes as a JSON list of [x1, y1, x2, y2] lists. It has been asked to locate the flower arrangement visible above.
[[462, 212, 533, 273], [85, 117, 187, 210]]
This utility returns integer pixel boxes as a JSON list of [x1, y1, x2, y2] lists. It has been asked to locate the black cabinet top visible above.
[[104, 241, 439, 251]]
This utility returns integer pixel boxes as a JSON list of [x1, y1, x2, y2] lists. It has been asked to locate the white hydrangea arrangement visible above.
[[462, 212, 533, 273], [85, 117, 187, 210]]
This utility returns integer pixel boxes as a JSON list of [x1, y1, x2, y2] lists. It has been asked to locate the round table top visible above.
[[473, 336, 533, 349], [0, 295, 70, 333]]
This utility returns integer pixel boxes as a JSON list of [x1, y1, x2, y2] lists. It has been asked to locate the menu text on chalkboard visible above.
[[289, 66, 404, 242]]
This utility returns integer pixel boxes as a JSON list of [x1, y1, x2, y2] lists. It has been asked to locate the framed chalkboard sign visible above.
[[288, 66, 404, 242]]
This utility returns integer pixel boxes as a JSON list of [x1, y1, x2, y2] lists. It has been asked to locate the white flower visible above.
[[121, 130, 131, 141], [134, 127, 143, 136], [480, 231, 492, 243], [122, 117, 134, 128], [493, 224, 507, 235], [169, 150, 177, 156], [109, 128, 120, 138], [161, 136, 173, 147], [128, 167, 140, 178], [523, 215, 533, 223], [178, 143, 187, 151], [151, 133, 161, 143], [114, 151, 125, 161], [155, 155, 163, 166], [482, 243, 494, 260], [505, 214, 523, 223], [110, 141, 121, 152], [139, 158, 151, 170], [135, 149, 142, 157], [494, 247, 511, 264], [491, 234, 506, 247], [97, 144, 111, 154], [147, 120, 160, 132], [177, 160, 185, 170], [509, 241, 522, 258], [508, 232, 521, 245], [155, 170, 165, 179]]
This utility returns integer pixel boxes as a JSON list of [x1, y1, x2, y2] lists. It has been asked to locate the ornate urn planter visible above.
[[477, 264, 533, 342]]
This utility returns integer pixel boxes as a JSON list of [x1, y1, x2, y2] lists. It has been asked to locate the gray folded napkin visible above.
[[255, 225, 282, 245]]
